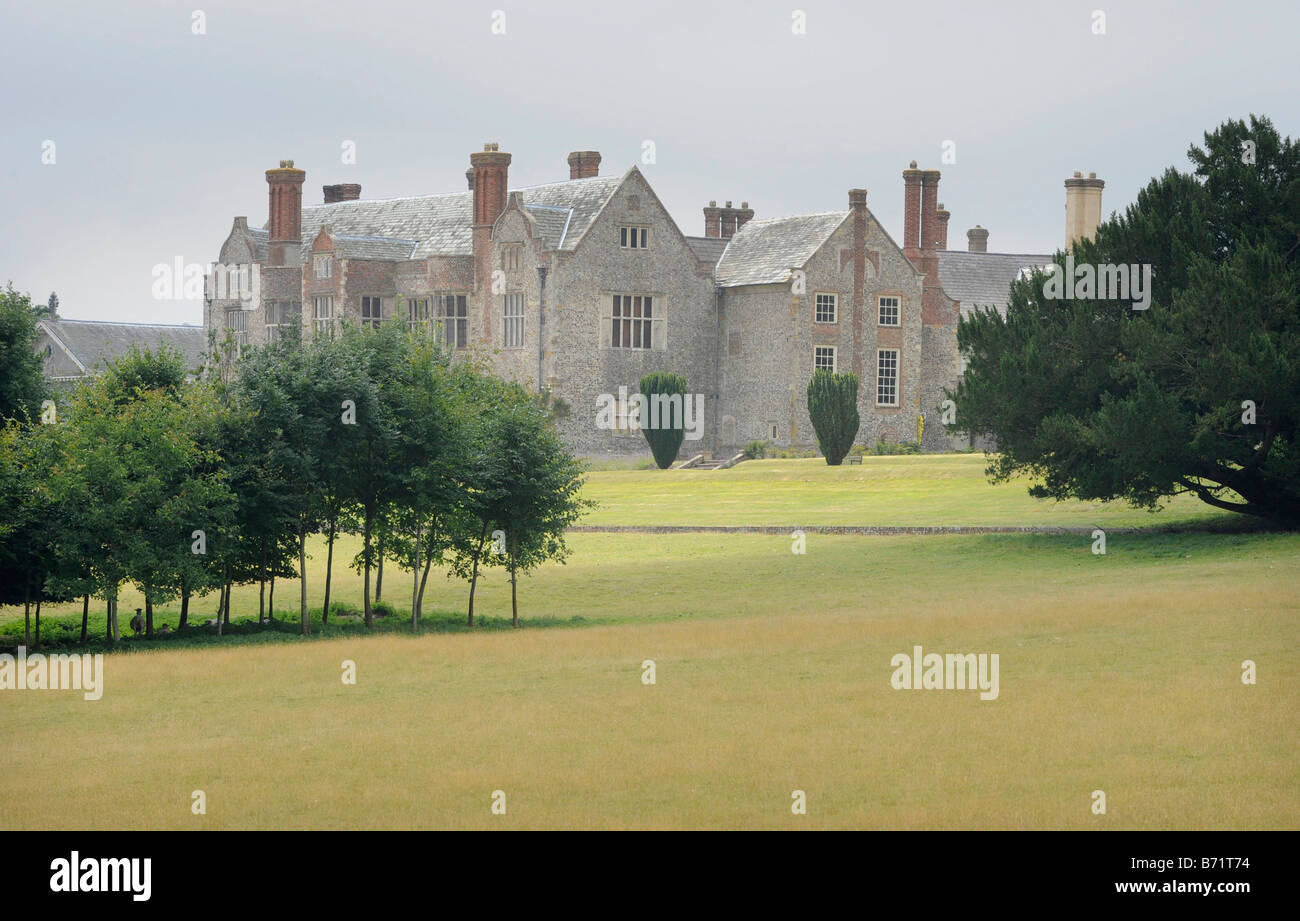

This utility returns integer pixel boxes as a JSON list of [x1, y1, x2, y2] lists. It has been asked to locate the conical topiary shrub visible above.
[[807, 369, 860, 465]]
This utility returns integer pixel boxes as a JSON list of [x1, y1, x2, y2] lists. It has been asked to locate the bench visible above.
[[846, 455, 862, 465]]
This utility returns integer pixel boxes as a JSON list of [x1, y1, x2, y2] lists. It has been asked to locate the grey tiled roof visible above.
[[524, 204, 572, 251], [39, 319, 207, 375], [333, 234, 419, 261], [937, 250, 1055, 317], [246, 227, 269, 262], [684, 235, 728, 266], [296, 173, 625, 259], [714, 212, 849, 287]]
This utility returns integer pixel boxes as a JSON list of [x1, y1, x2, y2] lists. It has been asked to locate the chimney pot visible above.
[[967, 226, 989, 253], [323, 183, 361, 204], [567, 150, 601, 179], [266, 160, 306, 267]]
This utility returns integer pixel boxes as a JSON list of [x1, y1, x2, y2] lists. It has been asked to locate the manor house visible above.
[[206, 146, 1101, 456]]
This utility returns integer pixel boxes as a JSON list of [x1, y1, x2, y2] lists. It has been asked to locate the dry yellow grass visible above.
[[2, 535, 1295, 829]]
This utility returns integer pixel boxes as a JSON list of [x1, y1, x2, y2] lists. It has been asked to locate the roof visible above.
[[936, 250, 1055, 317], [294, 173, 626, 260], [714, 212, 849, 287], [36, 319, 207, 376], [332, 233, 419, 261], [684, 235, 728, 266]]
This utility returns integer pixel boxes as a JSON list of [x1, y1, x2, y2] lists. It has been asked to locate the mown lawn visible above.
[[1, 455, 1295, 829]]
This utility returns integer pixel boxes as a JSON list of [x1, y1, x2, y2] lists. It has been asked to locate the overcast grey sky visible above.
[[2, 0, 1296, 325]]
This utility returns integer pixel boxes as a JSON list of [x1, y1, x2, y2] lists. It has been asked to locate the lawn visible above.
[[1, 455, 1295, 829]]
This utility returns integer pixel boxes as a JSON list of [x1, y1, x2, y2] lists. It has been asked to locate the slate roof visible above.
[[332, 234, 419, 261], [293, 173, 625, 260], [937, 250, 1055, 317], [246, 227, 269, 262], [684, 235, 728, 266], [37, 319, 207, 376], [524, 204, 573, 251], [714, 212, 849, 287]]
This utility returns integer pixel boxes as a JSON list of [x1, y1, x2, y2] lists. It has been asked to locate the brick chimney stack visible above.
[[936, 202, 950, 251], [567, 150, 601, 179], [266, 159, 306, 267], [323, 183, 361, 203], [471, 142, 511, 227], [471, 143, 511, 342], [1065, 170, 1105, 249], [704, 201, 754, 239], [902, 161, 923, 263], [967, 226, 989, 253], [466, 168, 475, 190], [920, 170, 941, 255]]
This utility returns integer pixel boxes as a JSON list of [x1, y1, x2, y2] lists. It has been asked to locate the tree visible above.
[[951, 115, 1300, 521], [638, 372, 688, 469], [485, 388, 591, 627], [0, 283, 49, 423], [807, 369, 860, 465]]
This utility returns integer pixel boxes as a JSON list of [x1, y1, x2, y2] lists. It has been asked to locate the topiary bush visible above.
[[638, 371, 689, 469], [807, 370, 860, 465]]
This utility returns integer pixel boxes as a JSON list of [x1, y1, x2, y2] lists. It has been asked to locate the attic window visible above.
[[620, 226, 649, 250], [501, 244, 523, 272], [314, 254, 332, 279]]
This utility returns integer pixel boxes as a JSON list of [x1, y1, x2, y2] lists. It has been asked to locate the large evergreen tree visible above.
[[951, 115, 1300, 521]]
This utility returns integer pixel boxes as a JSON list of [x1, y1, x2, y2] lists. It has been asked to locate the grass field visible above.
[[1, 456, 1296, 829]]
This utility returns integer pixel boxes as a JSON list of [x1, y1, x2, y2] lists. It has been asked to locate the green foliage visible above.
[[743, 440, 768, 460], [0, 283, 49, 423], [951, 114, 1300, 522], [807, 369, 861, 465], [872, 440, 922, 456], [638, 372, 688, 469]]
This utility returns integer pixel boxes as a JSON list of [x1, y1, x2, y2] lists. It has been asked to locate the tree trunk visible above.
[[417, 553, 433, 623], [217, 571, 228, 637], [411, 526, 420, 631], [145, 594, 154, 638], [34, 600, 41, 649], [259, 540, 267, 623], [222, 576, 231, 628], [510, 557, 518, 629], [323, 515, 337, 626], [363, 505, 374, 629], [179, 589, 190, 629], [110, 594, 119, 644], [105, 597, 112, 643], [376, 531, 384, 603], [23, 585, 30, 647], [80, 594, 89, 645], [467, 523, 488, 627], [268, 574, 275, 623], [300, 525, 309, 637]]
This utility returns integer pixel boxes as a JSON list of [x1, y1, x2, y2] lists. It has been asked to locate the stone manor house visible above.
[[206, 146, 1103, 456]]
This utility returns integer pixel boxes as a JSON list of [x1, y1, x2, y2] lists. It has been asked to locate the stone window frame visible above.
[[500, 243, 524, 272], [619, 225, 651, 250], [312, 295, 334, 338], [601, 292, 665, 351], [814, 345, 837, 373], [313, 254, 332, 279], [814, 292, 839, 324], [878, 294, 902, 327], [406, 297, 432, 334], [502, 292, 525, 349], [876, 348, 900, 407], [434, 293, 469, 349], [360, 295, 385, 329], [265, 300, 300, 343]]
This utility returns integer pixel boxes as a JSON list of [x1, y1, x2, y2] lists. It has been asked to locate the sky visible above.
[[1, 0, 1296, 325]]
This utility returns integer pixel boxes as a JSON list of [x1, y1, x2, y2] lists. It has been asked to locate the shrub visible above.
[[743, 440, 768, 460], [807, 370, 860, 465], [638, 372, 689, 470], [873, 440, 922, 456]]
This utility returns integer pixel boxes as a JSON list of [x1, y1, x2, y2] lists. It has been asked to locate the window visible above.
[[815, 293, 838, 324], [610, 294, 655, 349], [878, 295, 900, 326], [436, 294, 468, 349], [407, 298, 430, 333], [814, 346, 836, 372], [503, 293, 524, 348], [313, 254, 332, 279], [501, 245, 522, 272], [266, 300, 299, 343], [225, 308, 249, 349], [877, 349, 899, 406], [361, 296, 383, 329], [313, 296, 334, 337], [767, 422, 779, 441], [619, 225, 649, 249]]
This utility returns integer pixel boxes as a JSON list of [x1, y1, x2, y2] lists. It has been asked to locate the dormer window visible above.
[[620, 226, 649, 250], [313, 254, 332, 279]]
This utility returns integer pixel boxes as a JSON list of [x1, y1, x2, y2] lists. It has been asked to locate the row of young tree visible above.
[[0, 316, 590, 645]]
